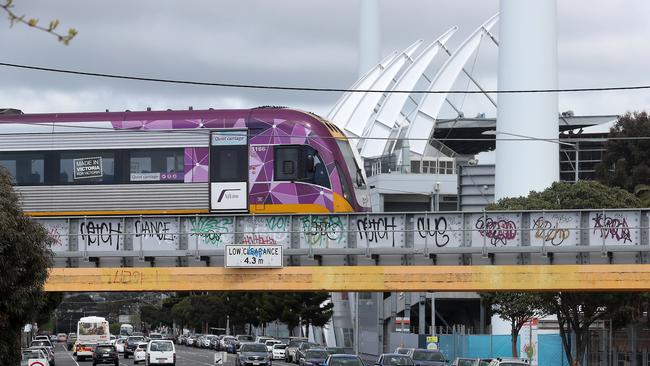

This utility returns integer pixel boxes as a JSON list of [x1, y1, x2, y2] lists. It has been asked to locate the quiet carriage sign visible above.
[[225, 245, 283, 268]]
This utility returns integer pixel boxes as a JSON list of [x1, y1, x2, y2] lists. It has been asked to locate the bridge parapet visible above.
[[37, 209, 648, 267]]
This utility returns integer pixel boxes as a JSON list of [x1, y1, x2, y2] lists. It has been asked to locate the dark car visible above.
[[67, 333, 77, 350], [92, 344, 119, 366], [406, 349, 447, 366], [225, 339, 238, 354], [325, 354, 366, 366], [237, 343, 272, 366], [325, 347, 354, 355], [375, 354, 415, 366], [235, 334, 255, 351], [300, 349, 330, 366], [123, 335, 146, 358], [296, 342, 321, 364]]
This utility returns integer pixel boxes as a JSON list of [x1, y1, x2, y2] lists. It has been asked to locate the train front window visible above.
[[129, 149, 184, 182], [0, 152, 44, 185], [274, 145, 330, 189], [335, 140, 365, 188]]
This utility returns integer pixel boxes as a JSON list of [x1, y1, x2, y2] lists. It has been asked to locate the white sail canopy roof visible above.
[[359, 27, 458, 158], [327, 51, 399, 122], [330, 14, 499, 161], [404, 14, 499, 155]]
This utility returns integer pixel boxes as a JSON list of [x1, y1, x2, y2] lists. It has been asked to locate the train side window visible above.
[[0, 152, 45, 185], [59, 151, 115, 184], [129, 149, 184, 182]]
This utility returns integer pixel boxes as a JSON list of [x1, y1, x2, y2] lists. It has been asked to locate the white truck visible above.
[[75, 316, 110, 361]]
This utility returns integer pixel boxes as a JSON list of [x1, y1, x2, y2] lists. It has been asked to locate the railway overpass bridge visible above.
[[39, 208, 650, 292]]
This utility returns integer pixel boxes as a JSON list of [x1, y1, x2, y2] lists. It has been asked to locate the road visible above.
[[51, 343, 299, 366]]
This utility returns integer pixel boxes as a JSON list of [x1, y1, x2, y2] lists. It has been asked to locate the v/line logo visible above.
[[217, 188, 242, 202]]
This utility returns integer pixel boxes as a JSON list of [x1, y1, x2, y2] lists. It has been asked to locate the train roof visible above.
[[0, 106, 304, 123], [0, 106, 347, 139]]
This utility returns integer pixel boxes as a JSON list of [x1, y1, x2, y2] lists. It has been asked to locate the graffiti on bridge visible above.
[[187, 216, 234, 248], [415, 215, 463, 248], [300, 216, 346, 248], [242, 216, 290, 248], [133, 218, 180, 249], [474, 215, 518, 246], [357, 216, 402, 247], [592, 212, 632, 243], [80, 220, 123, 251], [532, 216, 571, 246]]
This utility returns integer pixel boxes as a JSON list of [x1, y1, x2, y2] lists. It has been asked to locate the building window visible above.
[[0, 152, 45, 185], [59, 151, 115, 184], [129, 149, 184, 182]]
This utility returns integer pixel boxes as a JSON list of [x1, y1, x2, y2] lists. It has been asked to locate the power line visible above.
[[0, 120, 637, 143], [2, 61, 650, 94]]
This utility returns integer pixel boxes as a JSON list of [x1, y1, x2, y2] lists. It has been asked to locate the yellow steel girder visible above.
[[44, 265, 650, 292]]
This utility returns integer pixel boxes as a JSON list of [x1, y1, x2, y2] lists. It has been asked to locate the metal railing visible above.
[[37, 208, 650, 266]]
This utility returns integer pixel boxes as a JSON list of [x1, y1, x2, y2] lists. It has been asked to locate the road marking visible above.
[[176, 353, 216, 366], [60, 344, 80, 366]]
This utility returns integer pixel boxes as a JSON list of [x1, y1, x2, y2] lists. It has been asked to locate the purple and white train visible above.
[[0, 107, 369, 216]]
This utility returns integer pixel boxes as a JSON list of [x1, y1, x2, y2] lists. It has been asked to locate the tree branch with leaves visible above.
[[1, 0, 77, 44]]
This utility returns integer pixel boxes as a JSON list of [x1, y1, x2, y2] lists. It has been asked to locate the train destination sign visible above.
[[73, 157, 103, 179], [225, 245, 283, 268]]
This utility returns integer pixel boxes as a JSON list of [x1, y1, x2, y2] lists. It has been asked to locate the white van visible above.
[[146, 340, 176, 365]]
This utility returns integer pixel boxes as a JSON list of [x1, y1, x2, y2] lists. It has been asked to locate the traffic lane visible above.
[[52, 342, 128, 366], [174, 344, 221, 366]]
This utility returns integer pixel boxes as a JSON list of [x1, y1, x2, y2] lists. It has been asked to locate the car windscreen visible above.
[[95, 346, 115, 353], [149, 334, 163, 339], [150, 342, 173, 352], [305, 350, 329, 359], [238, 335, 255, 341], [30, 341, 51, 347], [22, 350, 43, 360], [412, 351, 444, 361], [331, 358, 364, 366], [137, 344, 147, 349], [274, 344, 287, 349], [384, 356, 414, 366], [241, 344, 268, 352], [128, 337, 144, 342]]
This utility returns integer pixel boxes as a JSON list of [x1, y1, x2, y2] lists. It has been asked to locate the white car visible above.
[[115, 338, 126, 353], [265, 339, 281, 352], [133, 342, 148, 364], [146, 340, 176, 365], [272, 343, 287, 360]]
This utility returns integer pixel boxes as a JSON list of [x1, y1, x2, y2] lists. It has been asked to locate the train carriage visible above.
[[0, 107, 369, 216]]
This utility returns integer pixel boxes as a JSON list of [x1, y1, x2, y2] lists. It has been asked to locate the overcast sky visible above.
[[1, 0, 650, 118]]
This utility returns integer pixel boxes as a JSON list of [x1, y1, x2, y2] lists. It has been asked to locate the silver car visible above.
[[237, 343, 272, 366]]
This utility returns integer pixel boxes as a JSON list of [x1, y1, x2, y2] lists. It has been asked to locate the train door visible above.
[[209, 130, 249, 212]]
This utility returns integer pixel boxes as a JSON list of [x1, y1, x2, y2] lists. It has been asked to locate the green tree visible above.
[[490, 181, 642, 366], [140, 304, 160, 332], [0, 167, 54, 364], [299, 293, 334, 329], [595, 111, 650, 194], [480, 292, 544, 358]]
